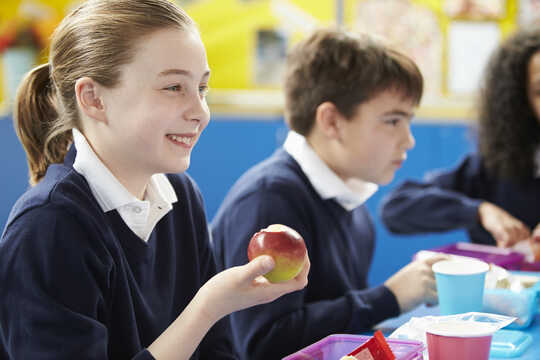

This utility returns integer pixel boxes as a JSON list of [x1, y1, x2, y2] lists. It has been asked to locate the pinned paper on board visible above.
[[447, 21, 500, 95], [444, 0, 506, 19]]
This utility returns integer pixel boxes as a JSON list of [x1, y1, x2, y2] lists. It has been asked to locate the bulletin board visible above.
[[351, 0, 516, 119], [188, 0, 524, 118]]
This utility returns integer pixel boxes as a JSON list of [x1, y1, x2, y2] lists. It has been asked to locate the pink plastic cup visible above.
[[426, 321, 495, 360]]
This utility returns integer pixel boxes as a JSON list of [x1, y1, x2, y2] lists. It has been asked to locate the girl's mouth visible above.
[[167, 134, 195, 147]]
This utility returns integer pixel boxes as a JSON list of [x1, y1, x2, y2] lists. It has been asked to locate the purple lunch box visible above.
[[282, 334, 424, 360], [429, 242, 524, 270]]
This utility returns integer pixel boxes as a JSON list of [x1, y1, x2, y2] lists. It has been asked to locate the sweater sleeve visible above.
[[0, 205, 138, 359], [212, 188, 399, 360], [182, 176, 238, 359], [380, 154, 485, 234]]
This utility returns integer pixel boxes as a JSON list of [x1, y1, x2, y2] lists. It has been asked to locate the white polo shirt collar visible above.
[[283, 131, 378, 211], [72, 128, 177, 241]]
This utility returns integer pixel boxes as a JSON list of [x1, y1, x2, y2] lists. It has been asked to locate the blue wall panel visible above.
[[363, 122, 475, 286], [0, 115, 475, 287], [0, 117, 30, 226], [188, 115, 287, 219]]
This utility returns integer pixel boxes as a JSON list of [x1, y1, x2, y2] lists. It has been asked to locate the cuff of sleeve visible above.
[[133, 349, 156, 360], [459, 198, 483, 228], [348, 285, 400, 332]]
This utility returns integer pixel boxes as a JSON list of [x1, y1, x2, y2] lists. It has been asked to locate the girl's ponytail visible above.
[[14, 63, 71, 186]]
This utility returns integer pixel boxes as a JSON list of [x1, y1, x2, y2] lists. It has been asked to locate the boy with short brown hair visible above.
[[212, 27, 443, 360]]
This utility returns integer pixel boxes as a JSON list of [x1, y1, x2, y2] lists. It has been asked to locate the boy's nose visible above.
[[402, 125, 415, 150]]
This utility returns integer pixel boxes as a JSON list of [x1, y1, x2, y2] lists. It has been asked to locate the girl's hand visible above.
[[146, 255, 308, 360], [197, 255, 310, 323], [478, 202, 530, 247]]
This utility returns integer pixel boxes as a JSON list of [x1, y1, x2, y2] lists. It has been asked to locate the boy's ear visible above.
[[314, 101, 343, 140], [75, 77, 107, 123]]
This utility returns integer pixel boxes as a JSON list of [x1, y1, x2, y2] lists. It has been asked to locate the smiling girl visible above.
[[0, 1, 308, 359]]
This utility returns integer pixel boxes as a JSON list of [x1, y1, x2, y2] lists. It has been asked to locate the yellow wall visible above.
[[0, 0, 67, 17], [188, 0, 277, 90], [187, 0, 335, 90], [0, 0, 68, 107]]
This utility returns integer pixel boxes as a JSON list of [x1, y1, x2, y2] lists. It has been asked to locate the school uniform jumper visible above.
[[380, 153, 540, 245], [0, 145, 236, 359], [211, 143, 400, 360]]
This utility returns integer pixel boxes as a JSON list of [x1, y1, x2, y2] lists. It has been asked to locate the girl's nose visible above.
[[186, 94, 210, 127]]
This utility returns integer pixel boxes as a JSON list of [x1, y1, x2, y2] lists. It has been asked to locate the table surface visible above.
[[375, 304, 540, 359]]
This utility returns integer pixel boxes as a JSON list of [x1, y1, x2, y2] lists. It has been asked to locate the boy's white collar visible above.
[[283, 130, 378, 211]]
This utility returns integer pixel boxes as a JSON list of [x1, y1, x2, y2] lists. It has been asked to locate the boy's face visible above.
[[332, 89, 416, 185], [98, 27, 210, 180]]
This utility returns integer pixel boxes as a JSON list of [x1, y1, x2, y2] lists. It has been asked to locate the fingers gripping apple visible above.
[[247, 224, 307, 283]]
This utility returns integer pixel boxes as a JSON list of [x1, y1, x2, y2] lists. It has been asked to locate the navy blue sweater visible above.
[[211, 149, 399, 360], [380, 153, 540, 245], [0, 146, 236, 359]]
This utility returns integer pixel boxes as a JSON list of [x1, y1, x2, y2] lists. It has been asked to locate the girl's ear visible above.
[[75, 77, 107, 123], [314, 101, 344, 140]]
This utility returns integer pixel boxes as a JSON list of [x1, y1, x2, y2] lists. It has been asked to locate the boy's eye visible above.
[[385, 118, 400, 126]]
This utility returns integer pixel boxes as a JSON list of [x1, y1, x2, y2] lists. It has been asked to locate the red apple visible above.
[[247, 224, 307, 283]]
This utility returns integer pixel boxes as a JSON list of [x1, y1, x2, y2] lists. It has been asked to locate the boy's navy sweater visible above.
[[381, 153, 540, 245], [0, 146, 236, 359], [211, 149, 399, 360]]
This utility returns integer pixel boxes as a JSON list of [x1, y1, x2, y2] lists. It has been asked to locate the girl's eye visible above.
[[199, 85, 209, 97], [165, 85, 182, 92]]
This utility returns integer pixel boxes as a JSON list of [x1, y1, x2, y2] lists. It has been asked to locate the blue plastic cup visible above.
[[433, 259, 489, 315]]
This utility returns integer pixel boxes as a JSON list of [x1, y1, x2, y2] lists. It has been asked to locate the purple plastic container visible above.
[[282, 334, 424, 360], [429, 242, 524, 270]]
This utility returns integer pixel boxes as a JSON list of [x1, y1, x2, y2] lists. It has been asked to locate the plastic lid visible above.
[[490, 329, 533, 357], [425, 320, 497, 337], [432, 258, 489, 275]]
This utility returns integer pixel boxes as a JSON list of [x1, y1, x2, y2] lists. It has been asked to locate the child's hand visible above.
[[384, 255, 447, 313], [478, 202, 530, 247], [531, 223, 540, 261], [147, 255, 308, 359], [532, 223, 540, 243], [197, 255, 310, 322]]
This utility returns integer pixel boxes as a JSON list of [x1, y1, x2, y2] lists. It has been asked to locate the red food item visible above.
[[346, 330, 395, 360]]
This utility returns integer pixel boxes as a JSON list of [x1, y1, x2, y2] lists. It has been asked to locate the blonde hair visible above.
[[14, 0, 195, 185]]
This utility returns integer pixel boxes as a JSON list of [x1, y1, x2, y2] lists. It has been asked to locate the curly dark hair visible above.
[[477, 25, 540, 180]]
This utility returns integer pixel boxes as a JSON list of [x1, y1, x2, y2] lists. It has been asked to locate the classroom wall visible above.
[[0, 0, 521, 112], [0, 114, 473, 286]]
